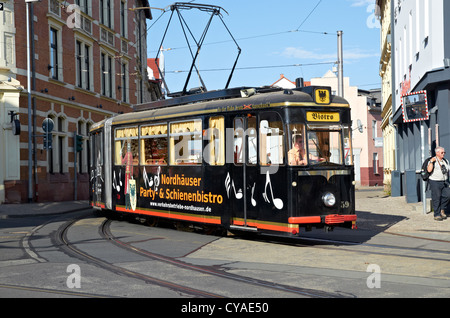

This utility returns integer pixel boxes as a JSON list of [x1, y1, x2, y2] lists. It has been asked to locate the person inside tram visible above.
[[288, 134, 327, 165], [288, 135, 307, 166]]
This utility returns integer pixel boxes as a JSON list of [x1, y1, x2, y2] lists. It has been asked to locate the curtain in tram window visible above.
[[115, 140, 122, 165], [170, 120, 201, 134], [116, 127, 138, 138], [209, 117, 225, 166], [141, 124, 167, 136]]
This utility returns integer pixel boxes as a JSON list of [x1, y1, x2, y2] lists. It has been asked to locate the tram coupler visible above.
[[324, 225, 334, 232]]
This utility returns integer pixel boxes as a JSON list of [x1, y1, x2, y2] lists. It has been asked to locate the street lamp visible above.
[[26, 0, 41, 203]]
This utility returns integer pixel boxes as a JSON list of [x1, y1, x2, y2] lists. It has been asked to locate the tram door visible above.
[[90, 130, 105, 208], [231, 115, 259, 228]]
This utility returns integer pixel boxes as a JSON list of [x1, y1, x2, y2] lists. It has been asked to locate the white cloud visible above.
[[348, 0, 374, 7], [281, 47, 379, 61]]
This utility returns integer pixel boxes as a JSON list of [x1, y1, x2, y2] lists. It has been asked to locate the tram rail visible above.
[[54, 214, 348, 298], [99, 219, 345, 298]]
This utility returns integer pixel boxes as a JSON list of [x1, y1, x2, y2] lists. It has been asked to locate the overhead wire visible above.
[[148, 0, 333, 54], [165, 61, 336, 74]]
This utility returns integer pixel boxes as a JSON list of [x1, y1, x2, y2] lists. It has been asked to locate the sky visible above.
[[146, 0, 381, 94]]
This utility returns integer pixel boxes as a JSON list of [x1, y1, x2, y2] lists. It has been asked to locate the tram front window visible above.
[[288, 124, 344, 166], [307, 125, 343, 165]]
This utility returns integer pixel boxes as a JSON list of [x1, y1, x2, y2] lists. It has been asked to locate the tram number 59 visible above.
[[340, 201, 350, 209]]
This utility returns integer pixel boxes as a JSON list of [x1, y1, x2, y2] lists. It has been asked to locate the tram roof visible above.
[[92, 87, 349, 130]]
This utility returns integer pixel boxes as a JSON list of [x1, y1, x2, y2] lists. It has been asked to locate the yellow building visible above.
[[376, 0, 396, 190]]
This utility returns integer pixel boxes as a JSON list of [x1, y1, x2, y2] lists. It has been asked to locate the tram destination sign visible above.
[[307, 112, 340, 122], [401, 90, 429, 123]]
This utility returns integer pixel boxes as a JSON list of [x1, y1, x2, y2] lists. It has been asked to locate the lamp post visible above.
[[25, 0, 40, 203], [337, 30, 344, 98]]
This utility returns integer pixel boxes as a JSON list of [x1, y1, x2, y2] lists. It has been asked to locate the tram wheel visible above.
[[146, 217, 159, 227], [175, 222, 195, 232]]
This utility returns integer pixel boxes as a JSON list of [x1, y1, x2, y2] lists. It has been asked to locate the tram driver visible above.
[[288, 135, 307, 166], [288, 134, 326, 165]]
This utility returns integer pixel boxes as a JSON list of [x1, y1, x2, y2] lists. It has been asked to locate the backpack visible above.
[[421, 157, 450, 181], [421, 157, 433, 181]]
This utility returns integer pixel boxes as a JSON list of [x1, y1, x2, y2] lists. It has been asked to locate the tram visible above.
[[89, 86, 356, 238]]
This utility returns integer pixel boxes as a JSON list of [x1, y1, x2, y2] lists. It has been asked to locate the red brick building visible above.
[[0, 0, 154, 203]]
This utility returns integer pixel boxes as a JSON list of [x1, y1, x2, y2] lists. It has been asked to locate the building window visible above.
[[50, 27, 59, 80], [122, 62, 128, 103], [47, 115, 55, 174], [49, 0, 61, 16], [57, 116, 65, 174], [101, 52, 114, 98], [100, 0, 112, 29], [76, 41, 82, 88], [48, 114, 67, 174], [101, 53, 106, 96], [120, 1, 127, 37], [372, 120, 377, 139], [85, 45, 90, 89], [108, 56, 113, 97], [373, 153, 379, 174], [76, 0, 90, 15], [77, 120, 86, 173], [76, 40, 92, 90]]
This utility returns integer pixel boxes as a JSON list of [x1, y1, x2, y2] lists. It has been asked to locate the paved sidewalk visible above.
[[0, 188, 449, 240], [0, 200, 91, 219], [355, 186, 450, 241]]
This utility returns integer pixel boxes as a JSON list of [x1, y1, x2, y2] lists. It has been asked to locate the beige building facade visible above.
[[376, 0, 396, 190]]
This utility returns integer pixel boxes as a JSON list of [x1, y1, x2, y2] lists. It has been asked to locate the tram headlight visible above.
[[322, 192, 336, 207]]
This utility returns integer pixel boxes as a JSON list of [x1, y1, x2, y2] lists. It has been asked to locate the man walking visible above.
[[427, 147, 450, 221]]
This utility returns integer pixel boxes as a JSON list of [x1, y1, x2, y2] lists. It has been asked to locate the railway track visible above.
[[56, 217, 223, 298], [55, 215, 345, 298], [2, 209, 448, 298]]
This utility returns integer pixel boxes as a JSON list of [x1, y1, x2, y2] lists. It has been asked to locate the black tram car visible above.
[[89, 86, 356, 238]]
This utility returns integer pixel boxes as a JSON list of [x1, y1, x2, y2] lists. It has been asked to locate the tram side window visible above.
[[247, 116, 257, 165], [140, 124, 168, 165], [207, 116, 225, 166], [114, 127, 139, 166], [169, 119, 202, 165], [260, 113, 284, 166], [233, 116, 257, 165], [234, 118, 244, 164], [343, 126, 354, 165]]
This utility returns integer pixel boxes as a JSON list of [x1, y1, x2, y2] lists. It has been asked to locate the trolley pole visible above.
[[337, 31, 344, 98]]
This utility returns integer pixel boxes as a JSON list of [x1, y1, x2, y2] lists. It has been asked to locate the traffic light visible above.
[[75, 134, 83, 152], [44, 133, 52, 149]]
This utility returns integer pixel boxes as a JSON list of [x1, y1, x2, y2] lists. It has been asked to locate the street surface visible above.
[[0, 188, 449, 303]]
